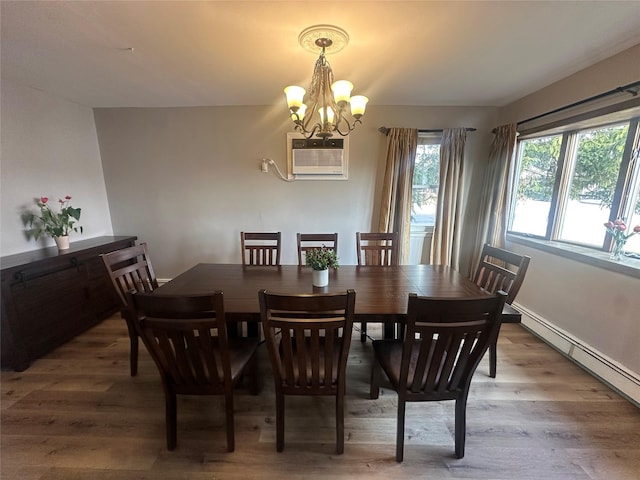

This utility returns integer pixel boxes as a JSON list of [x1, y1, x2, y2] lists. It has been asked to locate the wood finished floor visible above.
[[2, 316, 639, 480]]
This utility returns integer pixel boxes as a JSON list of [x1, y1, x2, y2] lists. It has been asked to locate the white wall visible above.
[[93, 104, 498, 278], [0, 79, 113, 255]]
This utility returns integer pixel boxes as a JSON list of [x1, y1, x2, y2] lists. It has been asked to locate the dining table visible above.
[[157, 264, 521, 336]]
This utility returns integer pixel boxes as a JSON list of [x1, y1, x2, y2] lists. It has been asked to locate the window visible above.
[[411, 135, 441, 227], [509, 114, 640, 257]]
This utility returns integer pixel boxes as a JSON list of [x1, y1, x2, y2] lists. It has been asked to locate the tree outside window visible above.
[[411, 142, 440, 226]]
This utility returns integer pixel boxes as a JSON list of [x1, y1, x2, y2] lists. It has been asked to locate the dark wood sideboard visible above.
[[1, 236, 137, 371]]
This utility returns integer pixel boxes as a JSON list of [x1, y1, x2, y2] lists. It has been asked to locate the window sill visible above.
[[508, 234, 640, 280]]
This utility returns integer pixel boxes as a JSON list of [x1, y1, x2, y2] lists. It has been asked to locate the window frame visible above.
[[508, 109, 640, 273]]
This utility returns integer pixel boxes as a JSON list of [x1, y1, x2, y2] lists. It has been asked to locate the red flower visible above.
[[40, 196, 48, 204], [65, 195, 72, 200]]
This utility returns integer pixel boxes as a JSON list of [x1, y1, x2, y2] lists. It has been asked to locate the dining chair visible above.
[[472, 244, 530, 377], [356, 232, 399, 342], [297, 232, 338, 266], [370, 291, 507, 461], [258, 289, 356, 454], [100, 242, 158, 376], [240, 231, 281, 266], [127, 290, 260, 452]]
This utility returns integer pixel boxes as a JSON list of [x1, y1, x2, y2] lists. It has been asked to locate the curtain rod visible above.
[[517, 80, 640, 126], [378, 126, 476, 135]]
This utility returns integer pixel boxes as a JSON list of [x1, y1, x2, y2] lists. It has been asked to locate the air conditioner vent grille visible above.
[[287, 133, 349, 180]]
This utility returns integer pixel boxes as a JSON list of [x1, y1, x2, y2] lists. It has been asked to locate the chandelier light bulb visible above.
[[294, 104, 307, 120], [350, 95, 369, 118], [319, 106, 335, 125], [331, 80, 353, 105], [284, 85, 306, 110]]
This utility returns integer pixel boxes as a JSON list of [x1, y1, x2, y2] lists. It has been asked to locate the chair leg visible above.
[[165, 391, 177, 450], [396, 322, 406, 340], [225, 392, 235, 452], [276, 392, 285, 452], [247, 320, 260, 338], [489, 338, 497, 378], [360, 322, 367, 343], [454, 395, 468, 459], [383, 323, 395, 339], [124, 320, 138, 376], [396, 397, 406, 462], [247, 351, 260, 395], [336, 393, 345, 454], [489, 323, 504, 378], [370, 357, 381, 399], [130, 334, 139, 376]]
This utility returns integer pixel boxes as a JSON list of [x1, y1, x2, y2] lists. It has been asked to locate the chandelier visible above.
[[284, 25, 368, 139]]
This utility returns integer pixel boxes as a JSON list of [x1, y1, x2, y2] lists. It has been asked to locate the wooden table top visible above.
[[158, 264, 521, 323]]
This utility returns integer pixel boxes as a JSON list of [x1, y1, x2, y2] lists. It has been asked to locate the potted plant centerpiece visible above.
[[27, 196, 83, 250], [306, 245, 339, 287]]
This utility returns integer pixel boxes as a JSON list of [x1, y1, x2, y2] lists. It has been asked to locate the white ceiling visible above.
[[2, 1, 640, 108]]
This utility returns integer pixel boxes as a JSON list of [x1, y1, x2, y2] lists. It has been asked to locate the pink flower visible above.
[[59, 198, 64, 204], [65, 195, 72, 200], [40, 196, 48, 204], [605, 218, 640, 245]]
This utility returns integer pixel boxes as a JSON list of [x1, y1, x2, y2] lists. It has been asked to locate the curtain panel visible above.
[[430, 128, 467, 270], [470, 123, 518, 274], [378, 128, 418, 264]]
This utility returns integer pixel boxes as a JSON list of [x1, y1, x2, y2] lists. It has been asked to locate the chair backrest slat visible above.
[[128, 291, 230, 390], [259, 290, 355, 394], [399, 293, 506, 399], [472, 244, 530, 304], [241, 232, 281, 266], [356, 232, 399, 266], [101, 243, 158, 308]]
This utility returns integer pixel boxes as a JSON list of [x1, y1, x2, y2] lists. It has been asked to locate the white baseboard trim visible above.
[[157, 278, 171, 286], [513, 302, 640, 407]]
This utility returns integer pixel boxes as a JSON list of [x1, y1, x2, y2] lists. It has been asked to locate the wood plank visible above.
[[2, 318, 639, 480]]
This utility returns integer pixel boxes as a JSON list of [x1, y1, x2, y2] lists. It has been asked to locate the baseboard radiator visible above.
[[514, 302, 640, 407]]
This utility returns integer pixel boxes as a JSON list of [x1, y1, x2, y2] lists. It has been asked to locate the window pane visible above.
[[411, 144, 439, 226], [558, 124, 628, 246], [510, 135, 561, 236]]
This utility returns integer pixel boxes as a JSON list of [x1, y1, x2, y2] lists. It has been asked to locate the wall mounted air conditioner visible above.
[[287, 133, 349, 180]]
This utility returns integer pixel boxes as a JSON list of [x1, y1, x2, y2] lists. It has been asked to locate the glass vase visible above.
[[610, 240, 626, 260]]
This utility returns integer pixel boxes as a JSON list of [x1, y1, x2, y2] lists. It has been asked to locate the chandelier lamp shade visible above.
[[284, 25, 368, 139]]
